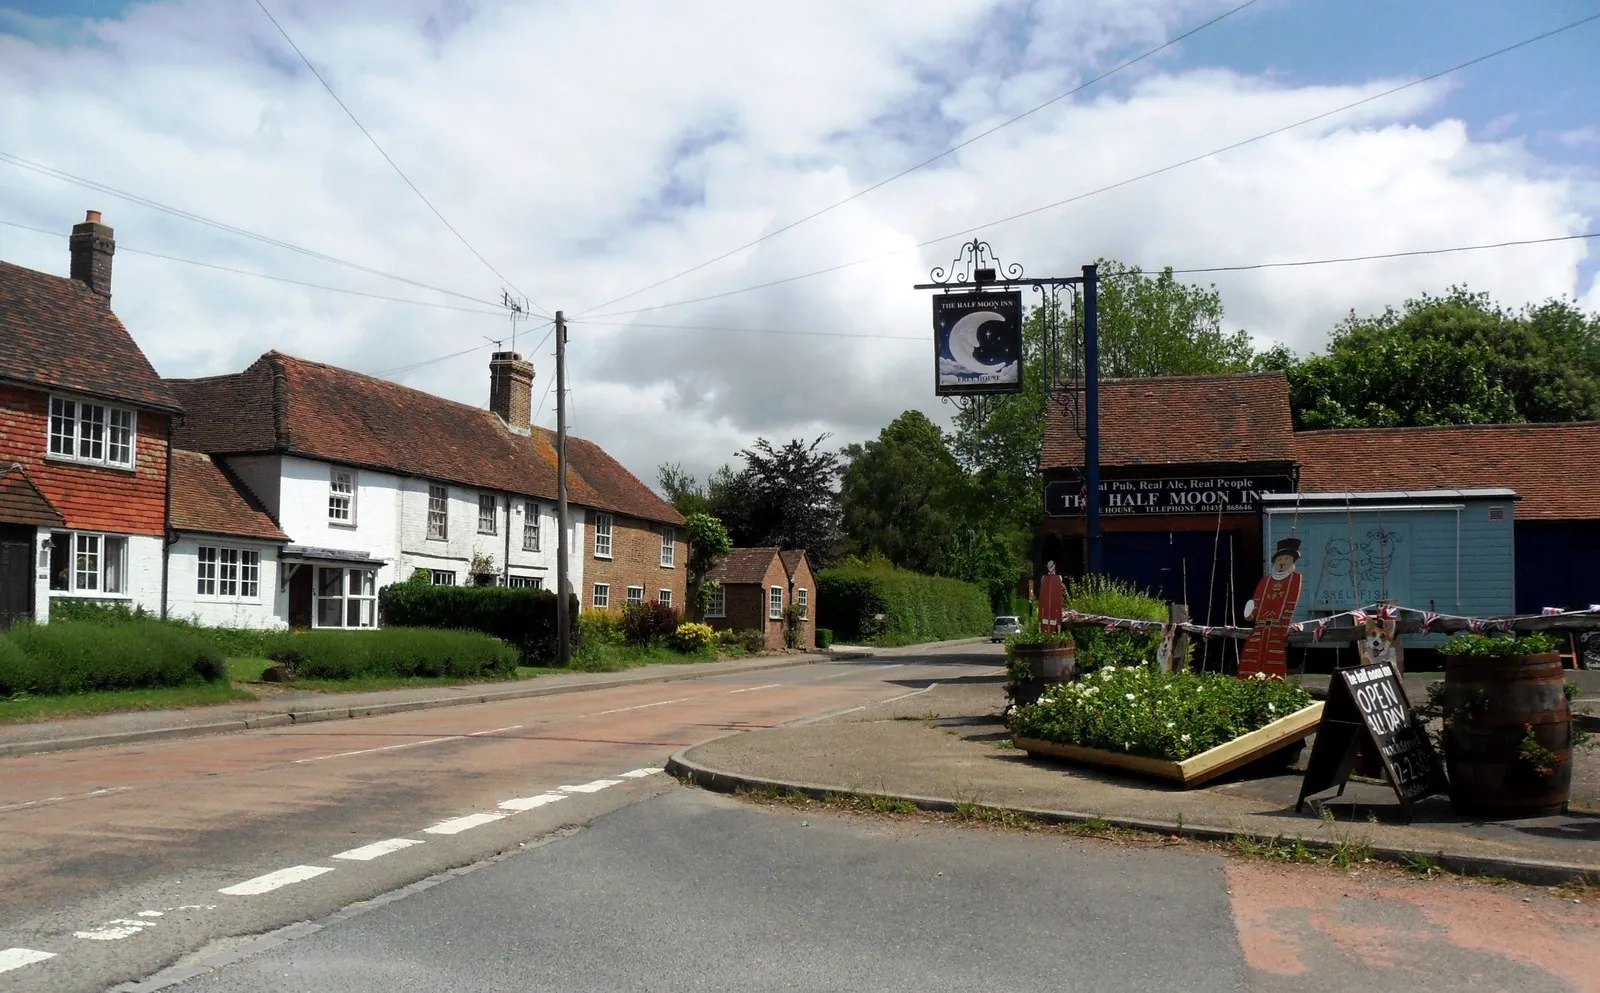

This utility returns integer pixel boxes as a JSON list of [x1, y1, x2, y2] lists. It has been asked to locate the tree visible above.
[[684, 512, 733, 617], [712, 435, 843, 562], [839, 411, 966, 575], [656, 462, 709, 518], [1285, 289, 1600, 429], [1079, 259, 1256, 379]]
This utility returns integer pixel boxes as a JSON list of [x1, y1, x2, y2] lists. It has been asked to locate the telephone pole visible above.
[[555, 311, 572, 666]]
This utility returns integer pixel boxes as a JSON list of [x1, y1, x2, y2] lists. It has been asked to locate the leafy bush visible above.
[[735, 629, 766, 653], [670, 622, 716, 654], [0, 619, 225, 696], [282, 627, 518, 680], [579, 609, 625, 647], [1009, 666, 1312, 761], [816, 562, 989, 645], [378, 583, 577, 662], [815, 627, 833, 649], [621, 600, 680, 645], [1063, 575, 1166, 674], [1442, 632, 1559, 657]]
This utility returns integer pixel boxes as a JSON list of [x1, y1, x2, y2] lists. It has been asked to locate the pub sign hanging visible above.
[[932, 291, 1023, 396]]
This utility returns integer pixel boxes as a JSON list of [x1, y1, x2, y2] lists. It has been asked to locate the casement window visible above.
[[660, 529, 675, 568], [48, 531, 128, 594], [430, 570, 456, 586], [659, 589, 673, 607], [796, 587, 808, 620], [196, 546, 261, 600], [478, 494, 497, 535], [315, 567, 377, 628], [593, 513, 613, 559], [329, 469, 357, 524], [427, 485, 448, 540], [626, 586, 645, 605], [769, 585, 783, 620], [705, 587, 725, 618], [523, 501, 540, 551], [592, 583, 610, 609], [48, 396, 136, 469], [507, 575, 543, 590]]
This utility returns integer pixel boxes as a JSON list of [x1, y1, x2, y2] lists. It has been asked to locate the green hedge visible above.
[[816, 564, 990, 645], [47, 599, 284, 658], [273, 627, 518, 680], [0, 620, 225, 696], [377, 583, 578, 662]]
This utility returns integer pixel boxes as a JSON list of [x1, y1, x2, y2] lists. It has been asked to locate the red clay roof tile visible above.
[[169, 450, 289, 541], [0, 463, 66, 528], [706, 547, 782, 585]]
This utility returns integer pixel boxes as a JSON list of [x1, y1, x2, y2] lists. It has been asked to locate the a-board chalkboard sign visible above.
[[1580, 631, 1600, 672], [1296, 662, 1446, 820]]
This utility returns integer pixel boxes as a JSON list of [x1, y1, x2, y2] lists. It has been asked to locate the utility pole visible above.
[[555, 311, 572, 666], [1082, 263, 1101, 576]]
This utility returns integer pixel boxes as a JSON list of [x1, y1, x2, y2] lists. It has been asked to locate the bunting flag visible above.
[[1350, 608, 1369, 624], [1289, 622, 1304, 634], [1468, 617, 1486, 633], [1379, 604, 1400, 620], [1419, 611, 1438, 634], [1542, 607, 1564, 616], [1313, 619, 1327, 643]]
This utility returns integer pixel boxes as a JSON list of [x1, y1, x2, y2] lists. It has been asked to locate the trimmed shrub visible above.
[[378, 583, 578, 662], [282, 627, 518, 680], [578, 609, 625, 647], [670, 622, 716, 654], [816, 563, 989, 645], [45, 599, 284, 659], [815, 627, 833, 649], [0, 620, 224, 696]]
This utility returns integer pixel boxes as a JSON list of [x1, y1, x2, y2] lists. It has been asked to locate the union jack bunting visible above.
[[1419, 611, 1438, 634], [1468, 617, 1486, 633], [1542, 607, 1564, 616], [1350, 609, 1369, 624], [1313, 620, 1327, 643], [1379, 604, 1399, 620]]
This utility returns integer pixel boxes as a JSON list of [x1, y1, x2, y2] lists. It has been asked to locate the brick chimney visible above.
[[489, 351, 535, 434], [69, 209, 115, 299]]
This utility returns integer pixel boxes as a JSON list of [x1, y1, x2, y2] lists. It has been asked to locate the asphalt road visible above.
[[0, 647, 999, 993]]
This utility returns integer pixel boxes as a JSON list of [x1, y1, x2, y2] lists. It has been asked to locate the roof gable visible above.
[[0, 463, 65, 528], [0, 260, 179, 412], [707, 547, 782, 585], [1045, 372, 1295, 469]]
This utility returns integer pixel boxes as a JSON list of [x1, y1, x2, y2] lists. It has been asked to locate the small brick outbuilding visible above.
[[703, 547, 815, 651]]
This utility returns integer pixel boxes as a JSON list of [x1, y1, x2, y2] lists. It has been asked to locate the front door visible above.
[[0, 525, 35, 631], [287, 564, 312, 628]]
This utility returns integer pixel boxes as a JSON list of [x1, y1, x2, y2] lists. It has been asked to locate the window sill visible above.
[[50, 591, 133, 600], [426, 535, 448, 543], [593, 553, 613, 561], [328, 521, 358, 530], [660, 563, 676, 569], [477, 530, 498, 537], [196, 597, 264, 605], [44, 454, 137, 474]]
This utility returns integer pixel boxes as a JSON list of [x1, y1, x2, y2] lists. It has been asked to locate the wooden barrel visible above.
[[1007, 642, 1077, 707], [1441, 652, 1572, 817]]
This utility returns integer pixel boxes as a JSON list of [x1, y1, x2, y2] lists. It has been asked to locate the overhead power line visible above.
[[252, 0, 550, 319], [0, 150, 506, 309], [573, 319, 925, 341], [573, 0, 1263, 318], [1164, 232, 1600, 274], [379, 321, 556, 378], [584, 11, 1600, 322]]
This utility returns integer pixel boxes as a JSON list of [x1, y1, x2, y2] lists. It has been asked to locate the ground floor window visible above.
[[198, 545, 261, 599], [796, 587, 808, 620], [658, 589, 672, 607], [705, 586, 725, 617], [315, 567, 377, 628], [626, 585, 644, 605], [48, 530, 128, 594], [769, 585, 783, 620], [592, 583, 610, 609], [430, 569, 456, 586], [507, 575, 543, 590]]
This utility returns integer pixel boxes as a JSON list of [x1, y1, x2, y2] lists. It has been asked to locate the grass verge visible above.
[[0, 682, 257, 724]]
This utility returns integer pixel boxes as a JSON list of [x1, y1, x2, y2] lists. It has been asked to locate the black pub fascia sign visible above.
[[1045, 472, 1296, 518]]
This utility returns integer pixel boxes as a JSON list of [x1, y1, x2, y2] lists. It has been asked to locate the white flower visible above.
[[1268, 703, 1276, 713], [1125, 693, 1136, 702], [1124, 742, 1131, 751], [1166, 722, 1176, 730], [1181, 734, 1191, 743]]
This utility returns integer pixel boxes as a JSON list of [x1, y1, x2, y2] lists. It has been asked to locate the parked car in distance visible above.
[[991, 615, 1022, 642]]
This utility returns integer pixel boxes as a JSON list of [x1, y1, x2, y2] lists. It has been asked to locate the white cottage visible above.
[[166, 449, 288, 629]]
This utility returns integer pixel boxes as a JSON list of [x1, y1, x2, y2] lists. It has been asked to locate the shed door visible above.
[[0, 525, 35, 631]]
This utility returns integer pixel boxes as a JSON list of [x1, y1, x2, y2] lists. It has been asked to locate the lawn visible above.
[[0, 682, 257, 724]]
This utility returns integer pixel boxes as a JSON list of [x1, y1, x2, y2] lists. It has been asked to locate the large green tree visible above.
[[839, 411, 966, 575], [710, 435, 843, 563]]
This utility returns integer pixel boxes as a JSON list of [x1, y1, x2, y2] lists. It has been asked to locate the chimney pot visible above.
[[69, 210, 115, 299], [85, 210, 102, 223], [489, 351, 535, 434]]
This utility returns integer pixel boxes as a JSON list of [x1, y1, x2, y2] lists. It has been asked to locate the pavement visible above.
[[671, 644, 1600, 886]]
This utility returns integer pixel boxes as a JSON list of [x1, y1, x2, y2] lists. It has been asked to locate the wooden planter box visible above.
[[1014, 702, 1324, 789]]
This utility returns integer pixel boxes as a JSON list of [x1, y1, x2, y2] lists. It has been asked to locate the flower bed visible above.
[[1009, 666, 1313, 762]]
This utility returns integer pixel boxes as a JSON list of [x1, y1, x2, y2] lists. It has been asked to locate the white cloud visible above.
[[0, 0, 1592, 490]]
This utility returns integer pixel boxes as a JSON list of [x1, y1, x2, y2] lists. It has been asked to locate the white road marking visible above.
[[0, 786, 136, 813], [728, 684, 781, 694], [75, 919, 157, 941], [468, 724, 523, 736], [819, 663, 901, 679], [219, 865, 335, 896], [559, 779, 622, 794], [0, 948, 55, 973], [499, 792, 567, 811], [136, 910, 164, 918], [293, 724, 521, 764], [618, 768, 662, 778], [592, 697, 691, 716], [175, 904, 217, 911], [332, 838, 423, 861], [423, 812, 507, 835]]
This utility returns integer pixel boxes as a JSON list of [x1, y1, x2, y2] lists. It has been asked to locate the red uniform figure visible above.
[[1239, 537, 1303, 679], [1038, 560, 1065, 632]]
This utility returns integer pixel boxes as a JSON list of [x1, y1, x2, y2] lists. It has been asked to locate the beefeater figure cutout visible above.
[[1038, 560, 1064, 632], [1239, 537, 1303, 678]]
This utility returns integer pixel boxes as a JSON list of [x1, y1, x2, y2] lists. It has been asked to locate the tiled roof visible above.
[[1044, 372, 1295, 468], [0, 463, 65, 528], [778, 549, 808, 579], [168, 352, 682, 527], [1296, 423, 1600, 520], [170, 449, 289, 541], [706, 547, 782, 585], [0, 260, 180, 412]]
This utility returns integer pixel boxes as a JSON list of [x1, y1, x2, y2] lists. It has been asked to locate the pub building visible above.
[[1039, 371, 1600, 671]]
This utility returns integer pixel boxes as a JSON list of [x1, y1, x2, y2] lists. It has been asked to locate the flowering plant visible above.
[[1008, 666, 1313, 761]]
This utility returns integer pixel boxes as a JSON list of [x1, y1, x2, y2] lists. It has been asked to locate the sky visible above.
[[1, 0, 1597, 492]]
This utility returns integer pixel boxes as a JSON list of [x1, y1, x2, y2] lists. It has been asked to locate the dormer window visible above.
[[48, 396, 135, 469]]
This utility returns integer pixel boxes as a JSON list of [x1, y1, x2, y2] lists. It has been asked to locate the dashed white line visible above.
[[332, 838, 424, 861], [592, 697, 691, 716], [293, 724, 522, 764], [559, 779, 623, 794], [219, 865, 335, 896], [74, 919, 156, 941], [728, 684, 781, 694], [136, 910, 164, 918], [499, 792, 567, 811], [0, 948, 54, 973], [469, 724, 524, 736], [618, 768, 662, 778], [423, 812, 507, 835]]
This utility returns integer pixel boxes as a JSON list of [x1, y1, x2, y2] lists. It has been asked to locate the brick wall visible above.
[[788, 557, 816, 649], [583, 511, 685, 612], [0, 385, 169, 536], [705, 555, 791, 650]]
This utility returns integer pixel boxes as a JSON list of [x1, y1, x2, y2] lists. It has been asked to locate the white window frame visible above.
[[46, 394, 137, 470], [427, 484, 449, 540], [196, 545, 261, 601], [705, 586, 725, 618], [660, 528, 675, 568], [507, 575, 543, 590], [329, 468, 357, 526], [796, 587, 808, 620], [430, 569, 457, 586], [626, 586, 645, 605], [478, 494, 498, 535], [48, 530, 130, 596], [594, 513, 613, 559], [313, 567, 377, 629], [659, 589, 673, 608], [769, 585, 783, 620], [523, 501, 540, 552], [592, 583, 610, 609]]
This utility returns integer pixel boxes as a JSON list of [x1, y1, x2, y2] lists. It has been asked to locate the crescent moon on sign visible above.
[[947, 311, 1006, 374]]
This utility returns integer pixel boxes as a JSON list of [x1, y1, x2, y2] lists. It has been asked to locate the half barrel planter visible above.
[[1008, 641, 1077, 707], [1014, 702, 1324, 789], [1441, 651, 1572, 817]]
